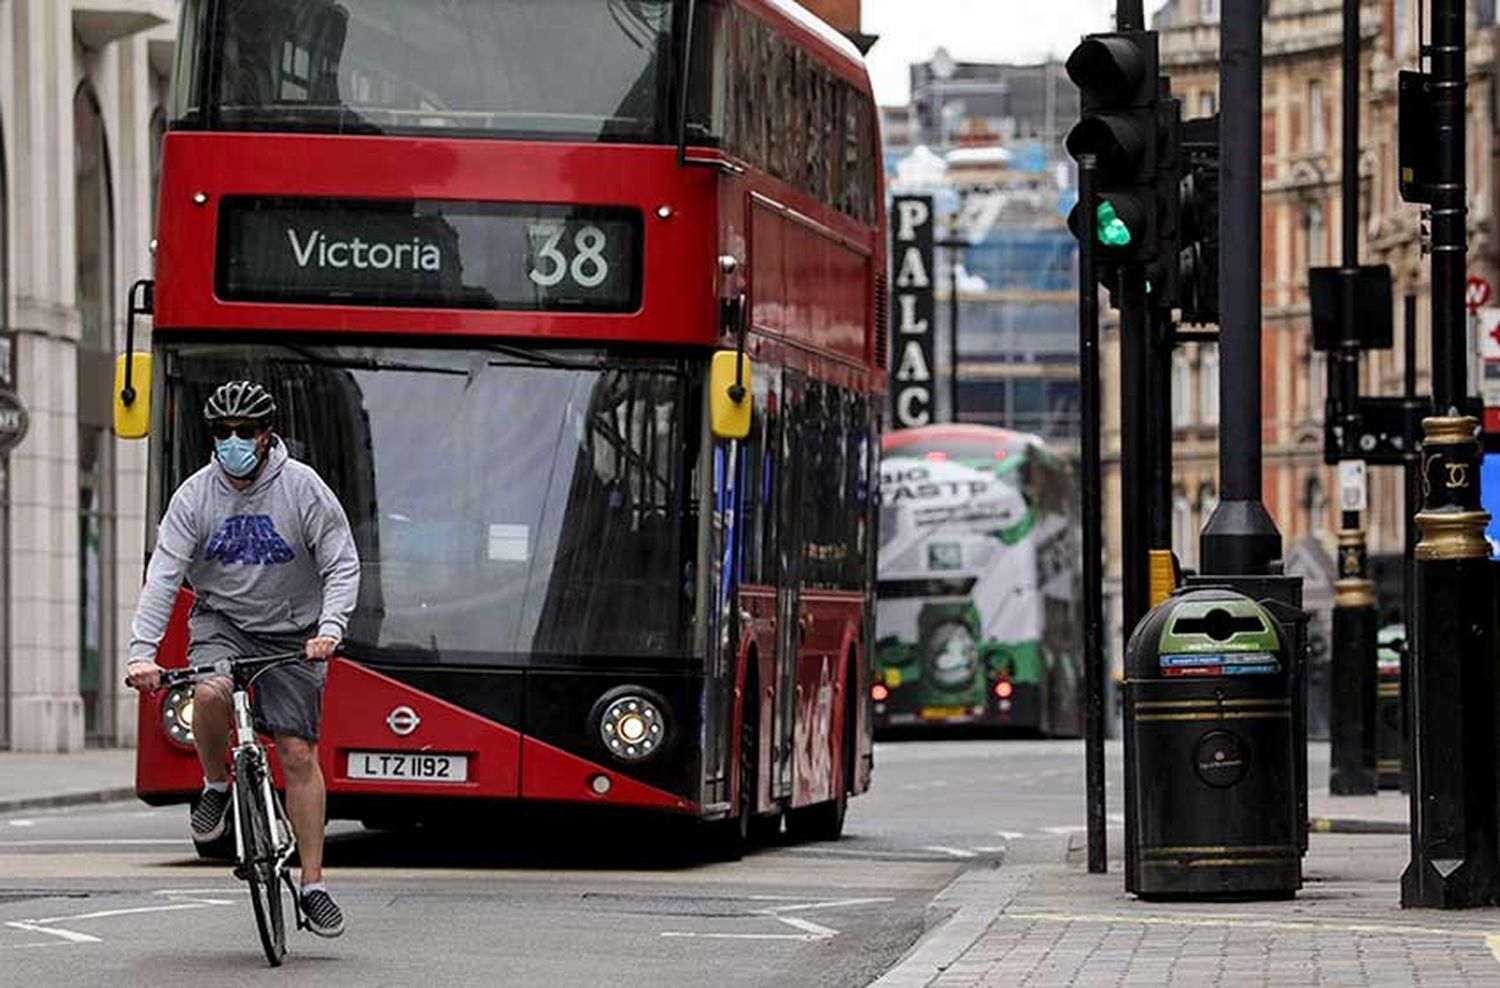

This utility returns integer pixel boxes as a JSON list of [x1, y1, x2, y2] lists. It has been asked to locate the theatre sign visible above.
[[890, 196, 935, 428]]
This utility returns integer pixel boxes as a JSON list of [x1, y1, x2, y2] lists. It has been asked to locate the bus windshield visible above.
[[158, 342, 704, 664], [188, 0, 677, 141]]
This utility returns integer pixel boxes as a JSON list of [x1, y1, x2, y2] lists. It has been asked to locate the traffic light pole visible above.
[[1200, 0, 1280, 576], [1120, 267, 1151, 633], [1078, 156, 1108, 877], [1328, 0, 1378, 796], [1402, 0, 1500, 909]]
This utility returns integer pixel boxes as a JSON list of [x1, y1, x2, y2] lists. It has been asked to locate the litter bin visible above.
[[1123, 588, 1302, 898]]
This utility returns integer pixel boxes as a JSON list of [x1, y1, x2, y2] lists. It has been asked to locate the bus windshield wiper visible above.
[[482, 342, 607, 371]]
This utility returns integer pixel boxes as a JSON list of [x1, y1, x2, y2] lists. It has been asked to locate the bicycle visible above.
[[128, 651, 310, 966]]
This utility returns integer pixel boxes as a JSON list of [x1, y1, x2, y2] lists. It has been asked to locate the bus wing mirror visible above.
[[115, 278, 155, 439], [114, 353, 152, 439], [710, 350, 752, 440]]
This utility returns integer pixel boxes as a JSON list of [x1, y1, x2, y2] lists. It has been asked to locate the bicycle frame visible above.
[[228, 687, 297, 878]]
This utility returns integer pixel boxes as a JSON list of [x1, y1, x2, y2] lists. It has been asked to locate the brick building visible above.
[[1097, 0, 1499, 674]]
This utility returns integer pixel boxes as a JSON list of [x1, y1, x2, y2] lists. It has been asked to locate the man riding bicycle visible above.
[[125, 380, 360, 938]]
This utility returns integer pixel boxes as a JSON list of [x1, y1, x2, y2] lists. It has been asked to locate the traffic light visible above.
[[1176, 115, 1220, 326], [1065, 31, 1163, 285]]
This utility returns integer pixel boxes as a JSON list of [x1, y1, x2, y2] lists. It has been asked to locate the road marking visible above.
[[771, 914, 839, 938], [973, 846, 1009, 854], [994, 831, 1027, 840], [7, 820, 35, 828], [768, 897, 894, 914], [659, 896, 893, 942], [1042, 826, 1086, 835], [28, 902, 223, 925], [900, 780, 949, 791], [4, 923, 101, 945], [922, 846, 978, 859]]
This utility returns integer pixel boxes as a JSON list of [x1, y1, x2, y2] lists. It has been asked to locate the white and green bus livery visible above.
[[875, 425, 1082, 735]]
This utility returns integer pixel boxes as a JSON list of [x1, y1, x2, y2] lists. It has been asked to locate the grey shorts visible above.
[[188, 608, 327, 743]]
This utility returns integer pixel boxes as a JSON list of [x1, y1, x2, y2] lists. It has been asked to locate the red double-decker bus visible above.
[[120, 0, 886, 854]]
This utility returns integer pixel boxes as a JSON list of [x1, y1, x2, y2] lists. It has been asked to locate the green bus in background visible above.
[[875, 425, 1082, 736]]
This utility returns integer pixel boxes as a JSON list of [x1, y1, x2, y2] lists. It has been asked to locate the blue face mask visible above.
[[215, 436, 260, 478]]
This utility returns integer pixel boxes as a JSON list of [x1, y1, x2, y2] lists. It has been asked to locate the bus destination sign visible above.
[[218, 198, 642, 312]]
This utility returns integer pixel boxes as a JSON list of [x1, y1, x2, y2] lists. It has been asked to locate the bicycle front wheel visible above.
[[235, 751, 286, 966]]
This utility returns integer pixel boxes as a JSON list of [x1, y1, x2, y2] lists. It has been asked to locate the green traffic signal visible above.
[[1098, 200, 1133, 247]]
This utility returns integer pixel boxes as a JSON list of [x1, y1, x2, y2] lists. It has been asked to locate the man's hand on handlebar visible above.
[[304, 636, 340, 662], [126, 660, 163, 692]]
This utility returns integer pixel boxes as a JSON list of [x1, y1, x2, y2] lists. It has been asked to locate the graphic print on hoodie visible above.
[[204, 515, 297, 566]]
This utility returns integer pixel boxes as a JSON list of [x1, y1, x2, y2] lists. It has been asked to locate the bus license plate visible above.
[[347, 751, 468, 783]]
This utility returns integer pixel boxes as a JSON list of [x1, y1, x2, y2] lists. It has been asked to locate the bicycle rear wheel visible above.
[[235, 751, 286, 966]]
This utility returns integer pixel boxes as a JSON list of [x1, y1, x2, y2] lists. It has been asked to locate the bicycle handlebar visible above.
[[124, 649, 324, 691]]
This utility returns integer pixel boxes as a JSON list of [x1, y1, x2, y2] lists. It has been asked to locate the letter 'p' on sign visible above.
[[891, 195, 935, 429]]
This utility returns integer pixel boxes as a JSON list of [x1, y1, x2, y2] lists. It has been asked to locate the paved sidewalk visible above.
[[0, 748, 137, 813], [875, 820, 1500, 987]]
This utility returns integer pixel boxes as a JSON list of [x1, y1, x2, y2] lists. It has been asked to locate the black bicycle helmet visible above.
[[203, 380, 277, 422]]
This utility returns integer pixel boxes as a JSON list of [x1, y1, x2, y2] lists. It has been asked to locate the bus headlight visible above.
[[161, 687, 195, 747], [597, 692, 668, 763]]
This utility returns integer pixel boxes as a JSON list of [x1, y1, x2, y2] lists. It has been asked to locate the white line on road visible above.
[[972, 846, 1009, 854], [771, 914, 839, 939], [4, 923, 102, 945], [765, 898, 894, 914], [1042, 826, 1086, 836], [899, 780, 949, 791], [28, 902, 224, 925], [6, 820, 35, 828], [921, 846, 978, 859], [994, 831, 1027, 840]]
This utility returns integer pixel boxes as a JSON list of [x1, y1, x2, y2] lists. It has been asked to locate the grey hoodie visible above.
[[129, 440, 361, 661]]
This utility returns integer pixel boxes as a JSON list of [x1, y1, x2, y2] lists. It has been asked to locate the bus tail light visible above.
[[871, 683, 890, 702], [994, 680, 1014, 700]]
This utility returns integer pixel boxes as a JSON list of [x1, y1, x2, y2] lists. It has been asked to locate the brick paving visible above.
[[922, 835, 1500, 987]]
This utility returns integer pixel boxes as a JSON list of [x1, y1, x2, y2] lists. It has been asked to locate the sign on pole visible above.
[[891, 196, 936, 429], [0, 388, 28, 456], [1338, 459, 1368, 513], [1466, 275, 1492, 313]]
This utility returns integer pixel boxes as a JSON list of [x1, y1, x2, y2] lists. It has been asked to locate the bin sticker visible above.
[[1159, 652, 1281, 677]]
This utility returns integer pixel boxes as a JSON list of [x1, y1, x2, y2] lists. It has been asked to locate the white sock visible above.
[[302, 881, 327, 895], [203, 779, 229, 794]]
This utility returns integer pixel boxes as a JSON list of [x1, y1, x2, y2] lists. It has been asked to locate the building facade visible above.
[[0, 0, 176, 751], [1096, 0, 1499, 673]]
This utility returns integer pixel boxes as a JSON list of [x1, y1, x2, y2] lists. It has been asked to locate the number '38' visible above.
[[527, 223, 610, 290]]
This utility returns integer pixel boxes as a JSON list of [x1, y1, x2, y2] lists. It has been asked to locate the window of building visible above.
[[1199, 345, 1220, 426], [74, 83, 117, 742], [74, 84, 114, 351], [1201, 0, 1220, 23], [1199, 90, 1216, 117], [1197, 484, 1218, 549], [1306, 203, 1326, 268], [1173, 486, 1194, 568], [1305, 477, 1328, 537], [1309, 80, 1325, 152], [1309, 349, 1327, 420], [1172, 351, 1192, 428]]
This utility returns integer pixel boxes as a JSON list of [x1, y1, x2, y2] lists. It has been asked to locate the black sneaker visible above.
[[190, 787, 232, 843], [300, 889, 345, 938]]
